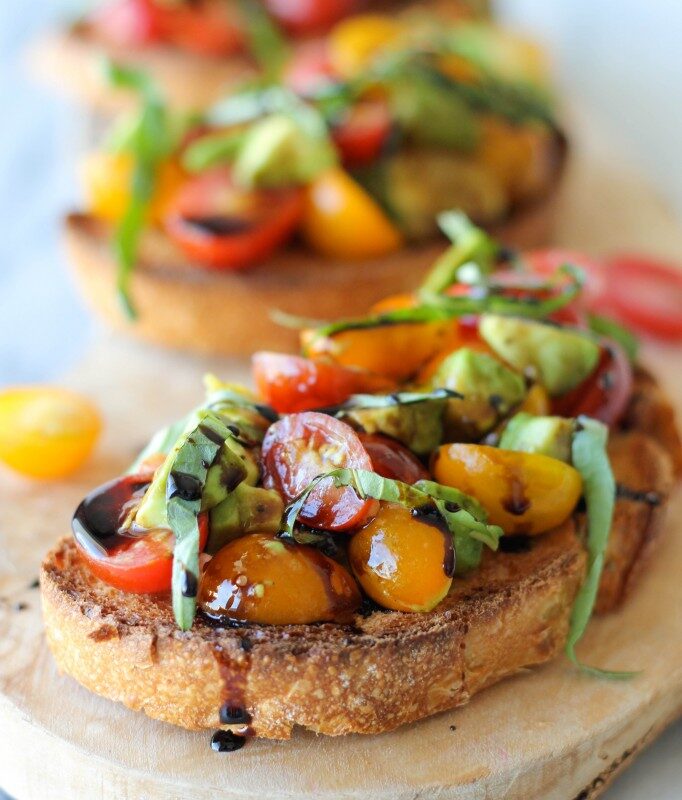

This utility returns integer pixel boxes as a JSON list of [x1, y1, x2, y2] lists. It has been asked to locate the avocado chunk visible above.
[[499, 412, 574, 463], [233, 113, 336, 189], [430, 348, 526, 441], [345, 400, 446, 456], [134, 412, 249, 531], [207, 485, 284, 554], [376, 150, 508, 240], [479, 315, 600, 396]]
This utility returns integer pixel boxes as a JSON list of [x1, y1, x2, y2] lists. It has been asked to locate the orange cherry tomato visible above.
[[164, 167, 304, 270], [432, 444, 582, 535], [349, 503, 454, 612], [0, 387, 101, 479], [516, 383, 551, 416], [261, 411, 377, 532], [252, 352, 392, 414], [358, 434, 429, 484], [198, 533, 361, 624], [72, 474, 209, 594], [300, 167, 402, 259], [327, 14, 405, 77], [302, 318, 458, 382]]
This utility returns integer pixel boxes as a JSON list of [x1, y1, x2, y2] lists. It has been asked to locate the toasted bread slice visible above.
[[63, 177, 563, 357], [42, 520, 585, 738]]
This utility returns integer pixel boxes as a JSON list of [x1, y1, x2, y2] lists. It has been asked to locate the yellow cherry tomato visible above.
[[349, 503, 454, 612], [82, 152, 186, 225], [328, 15, 406, 77], [198, 533, 361, 625], [0, 387, 101, 479], [432, 444, 582, 535], [302, 319, 457, 382], [301, 167, 403, 259], [517, 383, 551, 416]]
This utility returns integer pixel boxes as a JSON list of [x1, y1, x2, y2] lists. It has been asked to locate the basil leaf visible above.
[[281, 468, 502, 574], [103, 61, 175, 319], [587, 313, 639, 362], [315, 388, 461, 416], [420, 212, 499, 294], [167, 412, 244, 630], [567, 416, 637, 678], [238, 0, 290, 79], [182, 129, 247, 172]]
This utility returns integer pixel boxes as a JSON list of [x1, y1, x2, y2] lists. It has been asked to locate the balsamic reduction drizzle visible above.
[[210, 730, 246, 753]]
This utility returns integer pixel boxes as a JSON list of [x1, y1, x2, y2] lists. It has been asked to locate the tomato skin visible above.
[[158, 0, 244, 57], [358, 434, 429, 484], [284, 40, 337, 96], [73, 474, 208, 594], [603, 255, 682, 340], [261, 411, 377, 531], [252, 352, 392, 414], [164, 168, 304, 269], [265, 0, 360, 35], [552, 341, 633, 427], [331, 101, 392, 168], [91, 0, 163, 47]]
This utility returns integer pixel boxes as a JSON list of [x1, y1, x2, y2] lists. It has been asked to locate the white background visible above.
[[0, 1, 680, 797]]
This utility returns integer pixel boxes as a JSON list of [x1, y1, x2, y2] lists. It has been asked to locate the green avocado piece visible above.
[[207, 485, 285, 554], [233, 113, 336, 189], [378, 150, 508, 240], [346, 401, 446, 456], [479, 315, 600, 396], [134, 413, 249, 531], [499, 412, 574, 463], [430, 348, 527, 440]]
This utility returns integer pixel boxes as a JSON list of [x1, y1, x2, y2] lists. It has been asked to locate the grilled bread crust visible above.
[[40, 377, 678, 738]]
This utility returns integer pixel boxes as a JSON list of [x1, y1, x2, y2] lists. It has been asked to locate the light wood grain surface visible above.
[[1, 133, 681, 799]]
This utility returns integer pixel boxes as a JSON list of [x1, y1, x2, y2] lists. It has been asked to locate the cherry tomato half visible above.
[[284, 40, 337, 96], [331, 100, 392, 168], [158, 0, 244, 57], [264, 0, 360, 35], [523, 248, 607, 310], [261, 411, 377, 531], [73, 474, 209, 594], [252, 352, 392, 414], [604, 255, 682, 341], [164, 167, 304, 269], [358, 434, 429, 484], [552, 341, 633, 427]]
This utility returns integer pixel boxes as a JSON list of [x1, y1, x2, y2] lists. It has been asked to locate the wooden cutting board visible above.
[[1, 126, 681, 800]]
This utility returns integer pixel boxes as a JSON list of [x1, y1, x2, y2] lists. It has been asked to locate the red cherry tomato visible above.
[[262, 411, 377, 532], [91, 0, 163, 47], [331, 101, 392, 168], [164, 168, 304, 269], [252, 352, 392, 414], [264, 0, 360, 35], [158, 0, 244, 57], [523, 249, 607, 310], [72, 474, 209, 594], [359, 434, 429, 484], [552, 341, 633, 426], [284, 40, 337, 96], [603, 255, 682, 341]]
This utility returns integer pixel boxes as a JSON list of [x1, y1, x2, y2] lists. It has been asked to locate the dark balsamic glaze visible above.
[[219, 705, 252, 725], [184, 215, 252, 237], [71, 475, 151, 557], [220, 464, 247, 492], [167, 471, 203, 502], [210, 730, 246, 753], [499, 535, 533, 554], [616, 484, 662, 506], [180, 570, 198, 598], [411, 505, 456, 577], [199, 423, 227, 446]]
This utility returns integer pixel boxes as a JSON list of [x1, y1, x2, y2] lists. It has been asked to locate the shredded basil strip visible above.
[[182, 129, 247, 172], [315, 388, 461, 416], [237, 0, 290, 79], [281, 467, 502, 574], [567, 416, 637, 678], [103, 61, 175, 319], [587, 314, 639, 362], [296, 265, 584, 342], [420, 212, 500, 294], [167, 412, 245, 630]]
